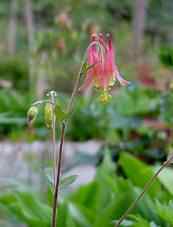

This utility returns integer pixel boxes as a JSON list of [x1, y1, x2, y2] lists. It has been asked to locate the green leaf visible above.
[[44, 168, 77, 189], [60, 175, 78, 189], [68, 203, 91, 227], [119, 153, 161, 197], [115, 85, 159, 116], [156, 166, 173, 195], [93, 193, 134, 227], [156, 201, 173, 225], [70, 181, 99, 210], [130, 215, 150, 227], [66, 212, 77, 227], [96, 149, 115, 177], [0, 190, 51, 226]]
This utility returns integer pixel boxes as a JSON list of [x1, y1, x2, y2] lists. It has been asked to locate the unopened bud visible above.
[[170, 82, 173, 90], [44, 103, 54, 128], [27, 106, 38, 125]]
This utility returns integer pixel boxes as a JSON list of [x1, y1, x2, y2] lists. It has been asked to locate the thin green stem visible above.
[[67, 60, 86, 115], [51, 94, 57, 189], [51, 58, 86, 227], [115, 155, 173, 227]]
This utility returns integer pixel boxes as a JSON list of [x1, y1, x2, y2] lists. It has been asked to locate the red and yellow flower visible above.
[[80, 33, 130, 102]]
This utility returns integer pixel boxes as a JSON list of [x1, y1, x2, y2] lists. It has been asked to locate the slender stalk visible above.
[[50, 91, 57, 188], [51, 46, 97, 227], [51, 122, 65, 227], [51, 59, 85, 227], [115, 155, 173, 227], [67, 61, 85, 114]]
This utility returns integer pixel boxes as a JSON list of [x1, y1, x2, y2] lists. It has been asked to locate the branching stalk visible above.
[[115, 155, 173, 227]]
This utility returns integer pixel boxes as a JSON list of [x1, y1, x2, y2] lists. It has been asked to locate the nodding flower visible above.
[[80, 33, 130, 102]]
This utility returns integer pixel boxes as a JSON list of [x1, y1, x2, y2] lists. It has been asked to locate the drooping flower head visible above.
[[80, 33, 130, 102]]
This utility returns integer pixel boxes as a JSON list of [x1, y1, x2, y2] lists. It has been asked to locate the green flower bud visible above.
[[170, 82, 173, 90], [44, 103, 54, 128], [27, 106, 38, 125]]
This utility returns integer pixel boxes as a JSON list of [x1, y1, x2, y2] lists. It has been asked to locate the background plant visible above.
[[1, 151, 173, 226], [0, 0, 173, 226]]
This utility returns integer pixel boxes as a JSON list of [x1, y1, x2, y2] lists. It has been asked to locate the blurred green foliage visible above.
[[0, 56, 29, 90], [0, 1, 172, 226], [1, 151, 173, 226], [0, 84, 159, 137], [0, 0, 172, 94], [0, 83, 171, 162], [159, 46, 173, 68], [160, 90, 173, 124]]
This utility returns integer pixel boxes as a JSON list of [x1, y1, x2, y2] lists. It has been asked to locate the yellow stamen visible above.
[[99, 90, 112, 103]]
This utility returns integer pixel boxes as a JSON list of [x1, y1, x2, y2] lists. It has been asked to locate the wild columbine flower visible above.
[[80, 33, 130, 102]]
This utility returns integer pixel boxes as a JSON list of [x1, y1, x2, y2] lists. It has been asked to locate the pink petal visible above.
[[116, 72, 130, 86], [98, 33, 108, 51]]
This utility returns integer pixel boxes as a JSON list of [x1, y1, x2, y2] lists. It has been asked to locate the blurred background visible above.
[[0, 0, 173, 226]]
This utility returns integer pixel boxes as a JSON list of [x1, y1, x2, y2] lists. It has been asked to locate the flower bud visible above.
[[27, 106, 38, 125], [170, 82, 173, 90], [44, 103, 54, 128]]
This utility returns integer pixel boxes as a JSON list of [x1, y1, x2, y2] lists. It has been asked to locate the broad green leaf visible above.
[[156, 201, 173, 225], [131, 188, 160, 223], [58, 203, 68, 227], [66, 212, 77, 227], [94, 192, 134, 227], [119, 153, 161, 197], [131, 215, 161, 227], [156, 166, 173, 195], [0, 190, 51, 227], [97, 149, 115, 176], [70, 181, 99, 210], [130, 215, 150, 227], [68, 203, 91, 227], [73, 204, 95, 224]]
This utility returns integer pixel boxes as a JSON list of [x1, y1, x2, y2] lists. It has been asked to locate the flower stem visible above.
[[115, 155, 173, 227], [51, 59, 85, 227], [67, 61, 85, 114], [51, 122, 65, 227], [50, 91, 57, 189]]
